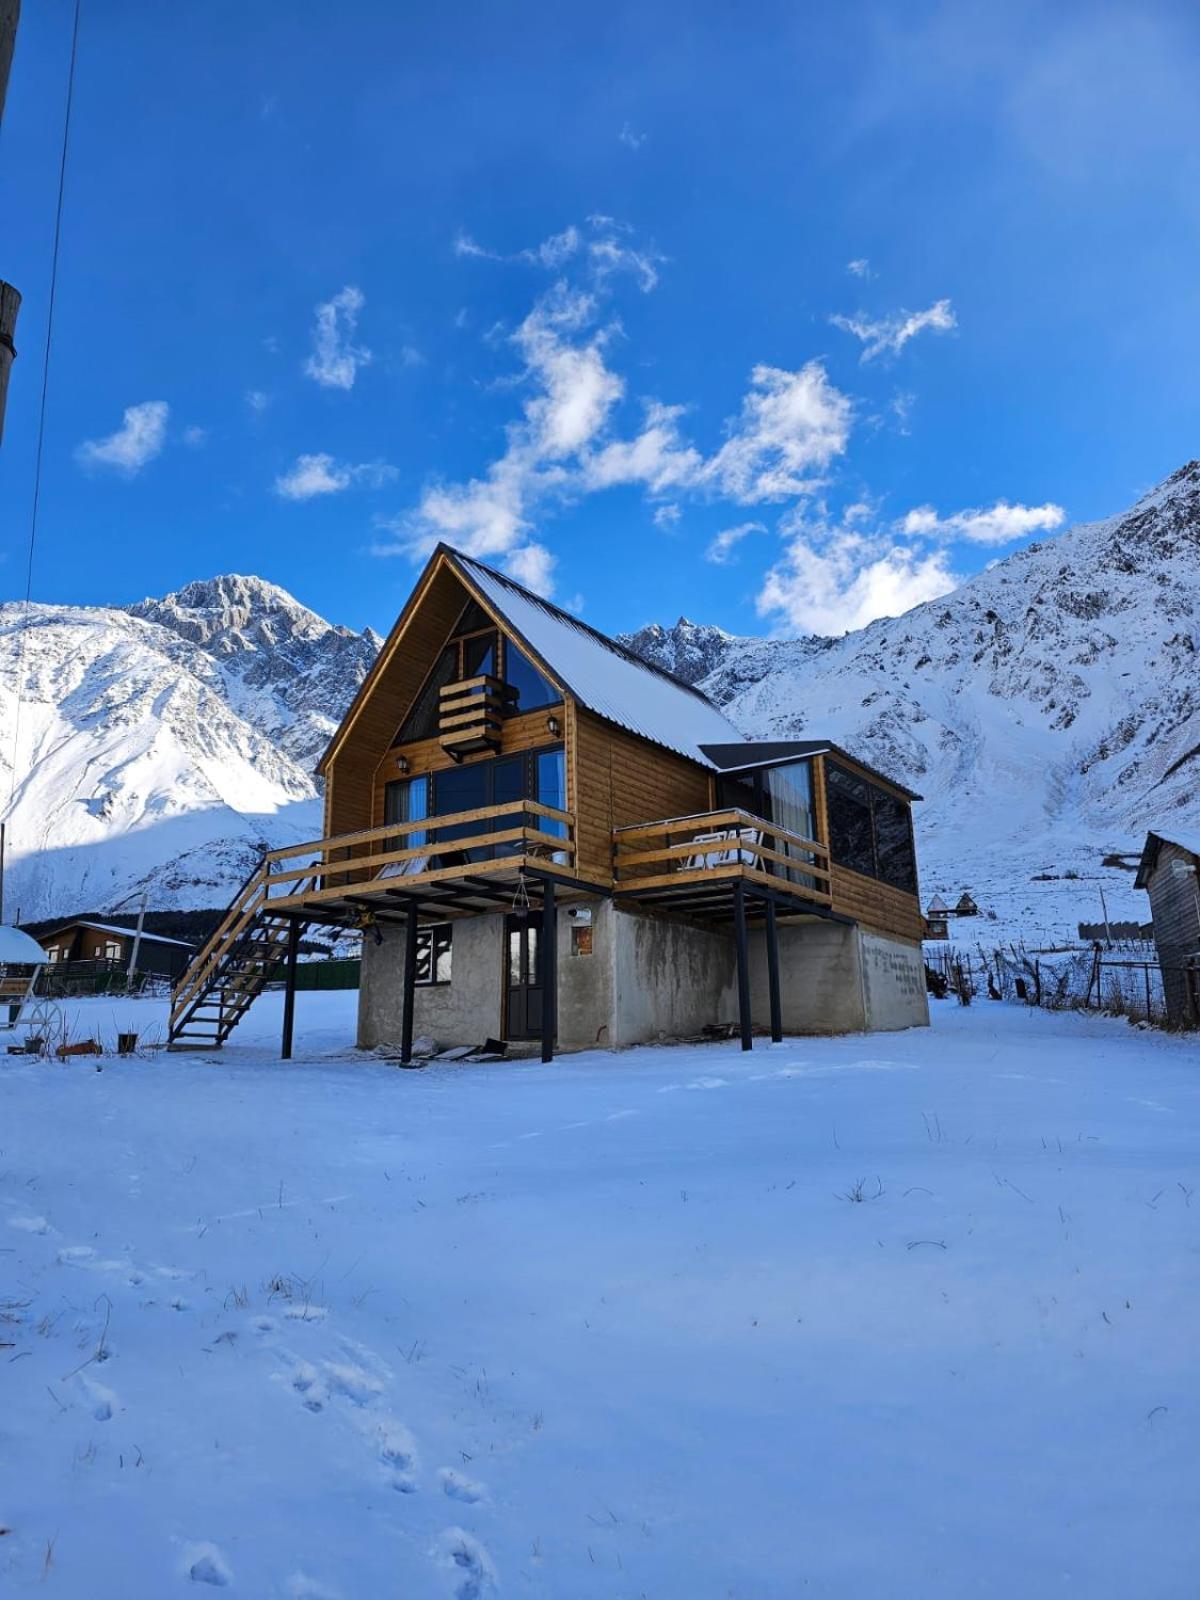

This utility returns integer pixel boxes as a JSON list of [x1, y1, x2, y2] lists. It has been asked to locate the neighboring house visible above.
[[170, 545, 929, 1057], [1, 924, 45, 1025], [1135, 831, 1200, 1025], [924, 898, 950, 941], [954, 891, 979, 917], [35, 920, 194, 981]]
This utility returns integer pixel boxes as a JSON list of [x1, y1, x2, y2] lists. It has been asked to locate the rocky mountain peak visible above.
[[618, 616, 740, 686]]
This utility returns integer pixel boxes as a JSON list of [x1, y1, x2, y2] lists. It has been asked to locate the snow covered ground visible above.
[[2, 994, 1198, 1598]]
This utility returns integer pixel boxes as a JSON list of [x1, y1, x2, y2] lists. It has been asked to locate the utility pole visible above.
[[0, 2, 21, 442], [0, 820, 6, 924], [127, 892, 148, 991], [1098, 884, 1113, 949]]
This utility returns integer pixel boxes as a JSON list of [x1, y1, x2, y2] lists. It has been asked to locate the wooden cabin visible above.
[[37, 919, 194, 981], [169, 546, 929, 1056], [1135, 830, 1200, 1024]]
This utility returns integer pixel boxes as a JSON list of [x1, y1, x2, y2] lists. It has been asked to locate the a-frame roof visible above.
[[320, 544, 744, 773]]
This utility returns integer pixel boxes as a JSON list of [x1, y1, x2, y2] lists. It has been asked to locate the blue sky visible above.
[[2, 0, 1198, 640]]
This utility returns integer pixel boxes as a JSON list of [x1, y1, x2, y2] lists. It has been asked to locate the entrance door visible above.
[[506, 913, 543, 1039]]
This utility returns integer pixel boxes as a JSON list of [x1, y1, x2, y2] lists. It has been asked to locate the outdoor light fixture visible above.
[[546, 714, 561, 736], [395, 755, 410, 773]]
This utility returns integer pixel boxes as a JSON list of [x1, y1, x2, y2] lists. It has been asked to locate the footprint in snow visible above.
[[439, 1467, 487, 1504], [324, 1361, 384, 1407], [77, 1372, 119, 1422], [368, 1416, 421, 1492], [286, 1359, 328, 1413], [182, 1543, 232, 1587], [8, 1214, 51, 1234], [437, 1528, 496, 1599]]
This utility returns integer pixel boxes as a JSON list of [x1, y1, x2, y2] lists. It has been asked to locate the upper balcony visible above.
[[437, 674, 513, 759]]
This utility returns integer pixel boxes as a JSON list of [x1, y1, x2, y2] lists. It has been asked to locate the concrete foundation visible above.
[[356, 901, 928, 1054]]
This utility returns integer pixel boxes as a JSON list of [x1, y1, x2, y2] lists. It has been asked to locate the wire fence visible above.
[[925, 944, 1197, 1030]]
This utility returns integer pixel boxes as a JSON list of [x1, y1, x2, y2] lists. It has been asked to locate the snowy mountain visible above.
[[0, 577, 379, 921], [2, 463, 1196, 937], [622, 461, 1200, 945]]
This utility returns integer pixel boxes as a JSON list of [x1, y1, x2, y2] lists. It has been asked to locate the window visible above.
[[826, 761, 917, 893], [504, 640, 558, 712], [716, 759, 816, 885], [384, 776, 428, 852], [102, 940, 122, 961], [427, 745, 565, 859], [826, 764, 875, 877], [415, 924, 452, 985], [396, 643, 459, 743]]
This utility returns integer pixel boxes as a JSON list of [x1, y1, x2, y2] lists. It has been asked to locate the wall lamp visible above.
[[395, 754, 410, 773], [546, 714, 561, 736]]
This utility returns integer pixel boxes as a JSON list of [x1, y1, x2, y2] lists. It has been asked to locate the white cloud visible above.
[[653, 503, 682, 529], [758, 511, 959, 635], [582, 402, 701, 493], [902, 499, 1066, 545], [706, 521, 766, 565], [831, 297, 956, 362], [705, 362, 852, 502], [245, 389, 271, 413], [304, 285, 371, 390], [588, 237, 664, 293], [505, 542, 556, 595], [515, 290, 624, 459], [847, 258, 871, 278], [618, 122, 647, 150], [275, 453, 397, 501], [75, 401, 169, 477], [182, 424, 208, 448], [454, 226, 581, 270]]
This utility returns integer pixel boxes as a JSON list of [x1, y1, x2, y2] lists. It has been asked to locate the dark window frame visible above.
[[825, 760, 918, 895], [415, 923, 453, 986]]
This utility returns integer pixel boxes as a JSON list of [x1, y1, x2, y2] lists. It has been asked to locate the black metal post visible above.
[[733, 880, 753, 1052], [541, 878, 557, 1064], [764, 896, 783, 1043], [280, 918, 300, 1060], [400, 899, 419, 1065]]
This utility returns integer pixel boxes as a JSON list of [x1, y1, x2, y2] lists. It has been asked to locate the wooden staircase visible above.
[[168, 857, 316, 1051]]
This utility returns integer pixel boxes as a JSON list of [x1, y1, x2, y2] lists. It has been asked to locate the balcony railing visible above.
[[260, 800, 576, 915], [438, 674, 511, 757], [612, 807, 832, 906]]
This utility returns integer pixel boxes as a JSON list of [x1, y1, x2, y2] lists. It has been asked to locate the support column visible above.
[[280, 918, 300, 1060], [400, 900, 419, 1065], [541, 878, 557, 1064], [764, 896, 783, 1043], [733, 880, 753, 1052]]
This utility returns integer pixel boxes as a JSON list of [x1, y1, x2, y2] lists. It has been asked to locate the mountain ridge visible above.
[[2, 463, 1197, 938]]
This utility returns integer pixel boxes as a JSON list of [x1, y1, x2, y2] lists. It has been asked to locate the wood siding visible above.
[[573, 709, 713, 882], [829, 864, 924, 942], [1145, 841, 1200, 1022]]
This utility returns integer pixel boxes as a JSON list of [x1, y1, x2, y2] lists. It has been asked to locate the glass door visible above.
[[506, 913, 543, 1038]]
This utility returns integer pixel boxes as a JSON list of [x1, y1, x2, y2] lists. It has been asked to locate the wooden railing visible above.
[[612, 808, 832, 903], [438, 674, 510, 756], [258, 800, 576, 914]]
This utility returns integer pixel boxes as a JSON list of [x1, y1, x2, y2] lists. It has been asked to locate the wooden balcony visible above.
[[438, 674, 510, 758], [612, 808, 834, 922], [256, 800, 587, 922]]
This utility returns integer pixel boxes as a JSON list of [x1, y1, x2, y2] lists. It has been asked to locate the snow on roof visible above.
[[1147, 828, 1200, 859], [926, 895, 950, 913], [0, 925, 46, 965], [37, 919, 195, 949], [453, 550, 744, 767]]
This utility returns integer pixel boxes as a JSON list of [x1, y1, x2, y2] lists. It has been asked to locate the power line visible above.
[[4, 0, 81, 822]]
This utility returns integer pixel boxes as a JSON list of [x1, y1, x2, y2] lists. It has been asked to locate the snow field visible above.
[[1, 992, 1198, 1597]]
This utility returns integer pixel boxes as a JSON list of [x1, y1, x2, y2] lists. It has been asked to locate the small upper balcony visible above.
[[437, 674, 513, 758]]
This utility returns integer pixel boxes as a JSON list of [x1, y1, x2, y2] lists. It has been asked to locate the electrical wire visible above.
[[4, 0, 81, 821]]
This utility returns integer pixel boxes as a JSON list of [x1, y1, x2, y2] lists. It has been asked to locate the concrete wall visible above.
[[358, 915, 503, 1050], [609, 906, 737, 1047], [860, 930, 930, 1031], [357, 901, 928, 1053], [748, 918, 868, 1034]]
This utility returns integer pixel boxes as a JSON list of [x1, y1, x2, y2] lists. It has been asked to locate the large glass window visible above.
[[397, 644, 459, 743], [826, 761, 917, 893], [462, 631, 499, 680], [424, 745, 565, 861], [764, 760, 816, 885], [826, 764, 875, 876], [505, 641, 558, 712]]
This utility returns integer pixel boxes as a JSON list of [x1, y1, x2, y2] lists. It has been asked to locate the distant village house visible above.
[[34, 920, 194, 982]]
